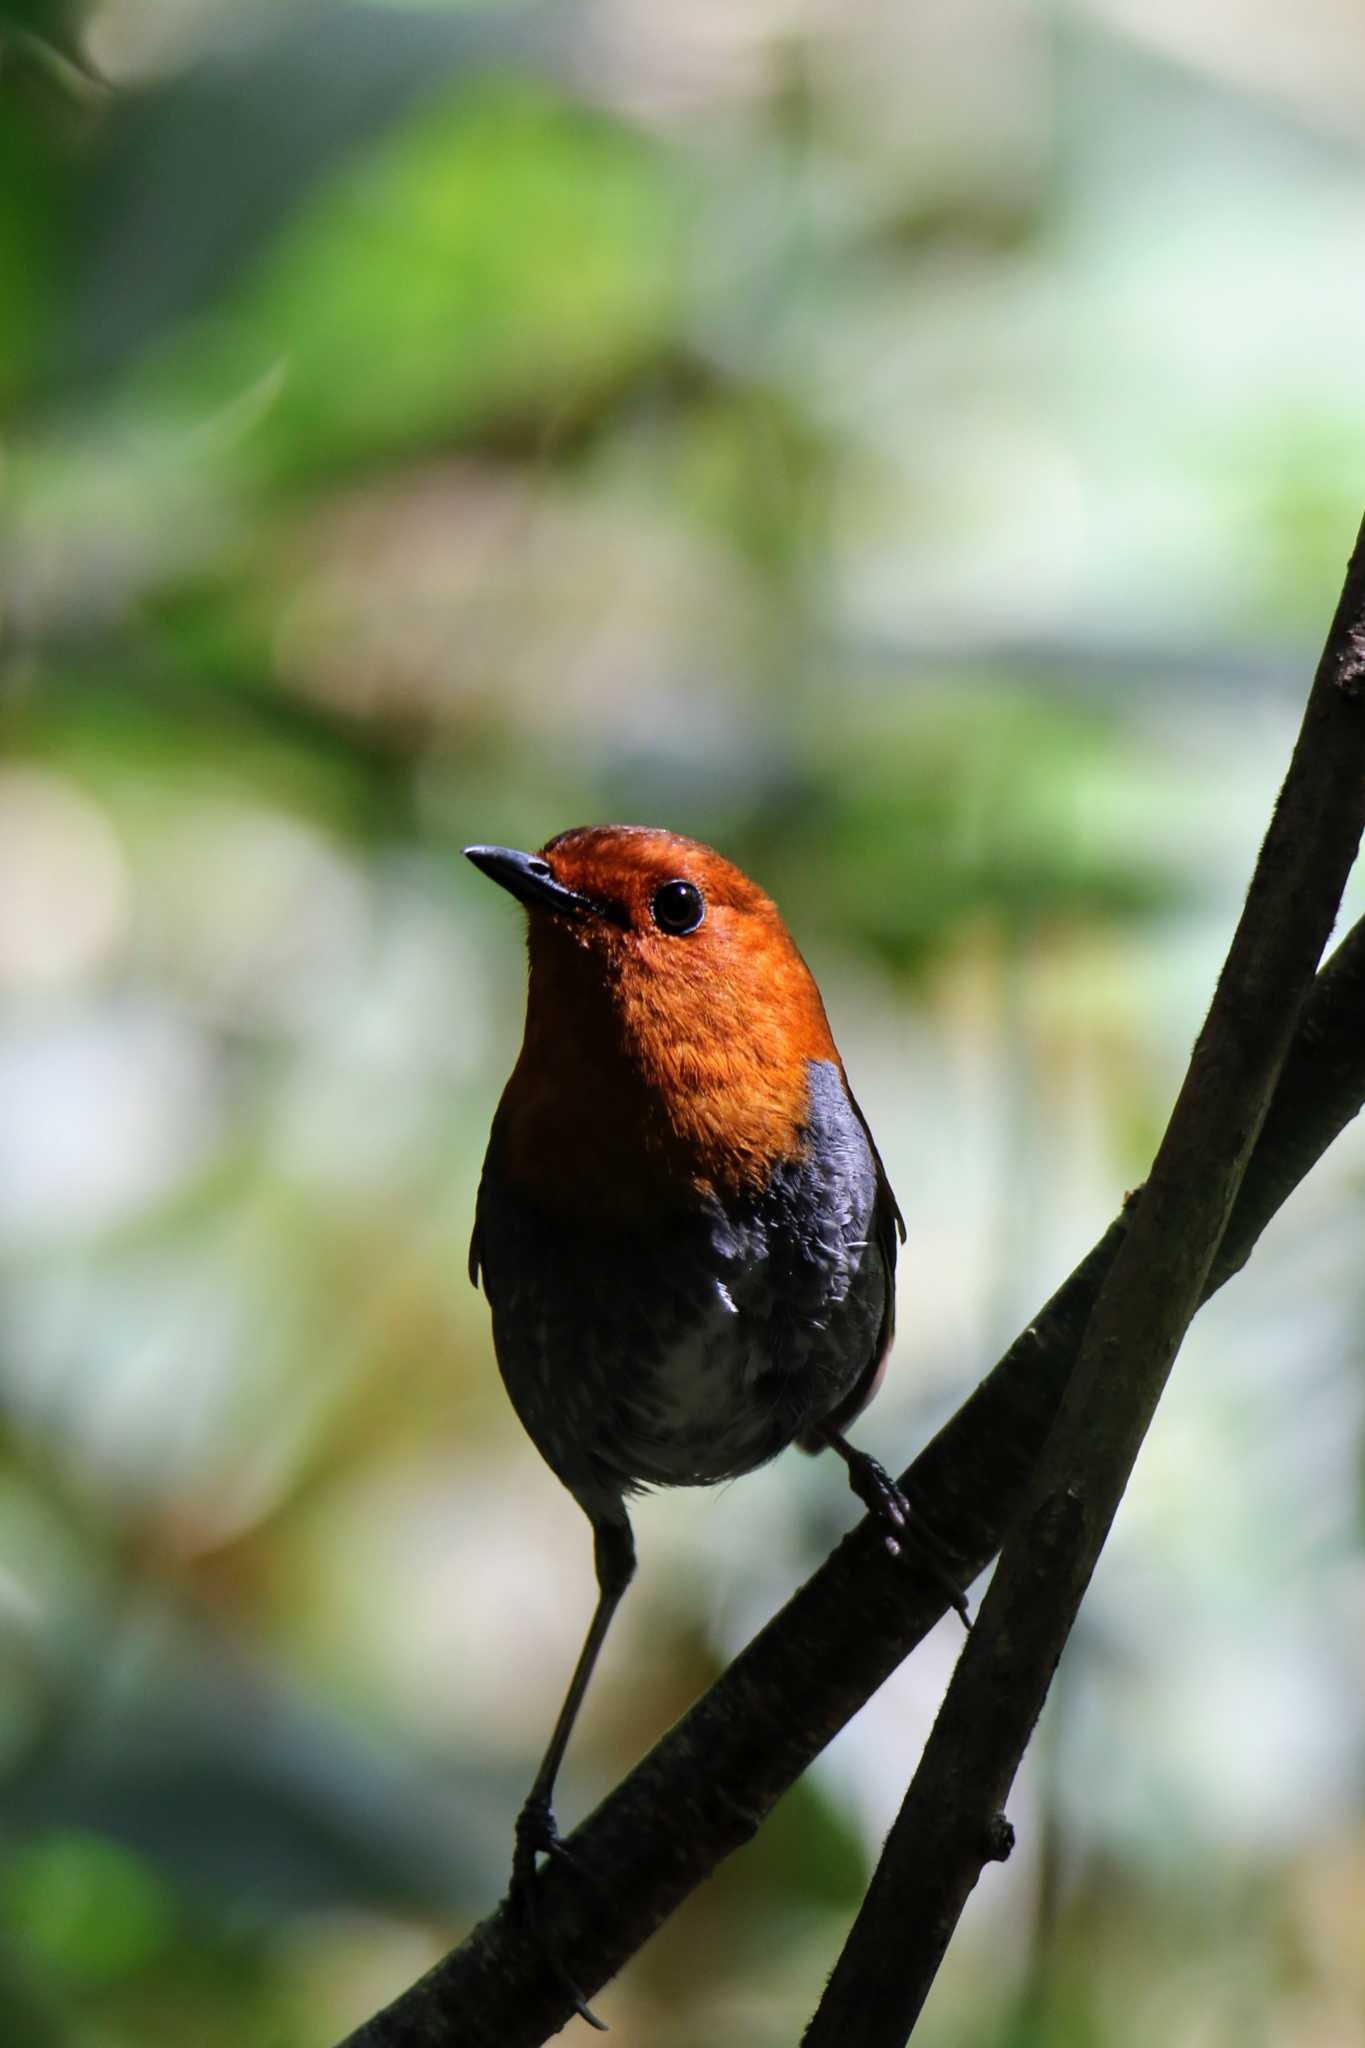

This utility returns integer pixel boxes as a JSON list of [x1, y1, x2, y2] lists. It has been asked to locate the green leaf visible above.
[[1, 1832, 174, 1986], [56, 2, 582, 391]]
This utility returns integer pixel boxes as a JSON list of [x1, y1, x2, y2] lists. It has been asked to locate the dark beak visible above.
[[463, 845, 595, 920]]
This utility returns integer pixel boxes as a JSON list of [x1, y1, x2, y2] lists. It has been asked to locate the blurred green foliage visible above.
[[111, 82, 681, 480], [3, 4, 1365, 2045], [3, 1832, 174, 1985]]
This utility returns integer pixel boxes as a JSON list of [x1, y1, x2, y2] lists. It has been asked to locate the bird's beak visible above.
[[463, 845, 595, 920]]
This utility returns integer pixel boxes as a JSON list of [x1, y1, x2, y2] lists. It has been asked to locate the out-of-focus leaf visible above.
[[0, 0, 91, 69], [55, 1, 578, 392], [743, 1771, 866, 1909], [4, 1601, 500, 1913], [1, 1831, 173, 1985], [0, 106, 69, 403], [20, 657, 418, 845], [132, 77, 681, 485], [772, 686, 1190, 974]]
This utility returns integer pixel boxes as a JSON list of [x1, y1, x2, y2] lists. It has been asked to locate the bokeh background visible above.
[[3, 2, 1365, 2043]]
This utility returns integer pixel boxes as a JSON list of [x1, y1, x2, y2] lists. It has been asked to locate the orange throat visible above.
[[494, 916, 841, 1226]]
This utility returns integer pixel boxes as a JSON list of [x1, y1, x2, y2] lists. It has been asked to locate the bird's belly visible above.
[[598, 1252, 884, 1490], [478, 1058, 891, 1506], [486, 1220, 885, 1502]]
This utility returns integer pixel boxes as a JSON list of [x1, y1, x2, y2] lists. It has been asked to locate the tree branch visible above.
[[802, 514, 1365, 2047], [338, 532, 1365, 2048]]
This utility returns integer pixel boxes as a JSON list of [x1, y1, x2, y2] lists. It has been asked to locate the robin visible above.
[[466, 825, 966, 2022]]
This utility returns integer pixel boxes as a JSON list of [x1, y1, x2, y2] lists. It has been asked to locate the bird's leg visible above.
[[819, 1425, 971, 1627], [510, 1509, 636, 2032]]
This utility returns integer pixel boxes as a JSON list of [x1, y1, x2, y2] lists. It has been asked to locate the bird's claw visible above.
[[510, 1799, 608, 2031], [844, 1451, 971, 1628], [514, 1800, 585, 1887]]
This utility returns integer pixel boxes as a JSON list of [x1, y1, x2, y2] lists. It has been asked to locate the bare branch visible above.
[[803, 514, 1365, 2048]]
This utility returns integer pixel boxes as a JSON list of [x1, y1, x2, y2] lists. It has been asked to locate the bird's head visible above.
[[465, 825, 841, 1202]]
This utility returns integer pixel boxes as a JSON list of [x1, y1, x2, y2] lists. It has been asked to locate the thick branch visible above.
[[804, 516, 1365, 2048], [338, 549, 1365, 2048]]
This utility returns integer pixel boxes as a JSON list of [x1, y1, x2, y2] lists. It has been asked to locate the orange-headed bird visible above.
[[466, 825, 964, 2019]]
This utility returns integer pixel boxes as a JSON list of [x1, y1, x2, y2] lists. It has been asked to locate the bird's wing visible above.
[[842, 1071, 906, 1271], [784, 1062, 904, 1451], [815, 1177, 901, 1440], [813, 1073, 904, 1439]]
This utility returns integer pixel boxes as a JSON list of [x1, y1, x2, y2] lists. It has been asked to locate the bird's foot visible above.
[[510, 1797, 607, 2032], [513, 1797, 587, 1888], [841, 1448, 971, 1628]]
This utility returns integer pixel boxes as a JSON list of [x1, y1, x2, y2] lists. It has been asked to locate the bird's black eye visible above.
[[650, 879, 705, 935]]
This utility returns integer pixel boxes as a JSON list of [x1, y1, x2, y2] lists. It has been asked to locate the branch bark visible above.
[[338, 530, 1365, 2048], [803, 515, 1365, 2047]]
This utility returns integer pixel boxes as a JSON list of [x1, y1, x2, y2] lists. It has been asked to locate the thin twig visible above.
[[802, 515, 1365, 2048]]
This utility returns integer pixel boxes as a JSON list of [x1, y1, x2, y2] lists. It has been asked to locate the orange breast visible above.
[[492, 903, 843, 1228]]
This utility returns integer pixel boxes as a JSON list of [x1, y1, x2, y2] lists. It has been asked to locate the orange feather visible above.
[[492, 826, 844, 1223]]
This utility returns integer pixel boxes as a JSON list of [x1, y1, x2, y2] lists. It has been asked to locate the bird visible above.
[[465, 824, 966, 2023]]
